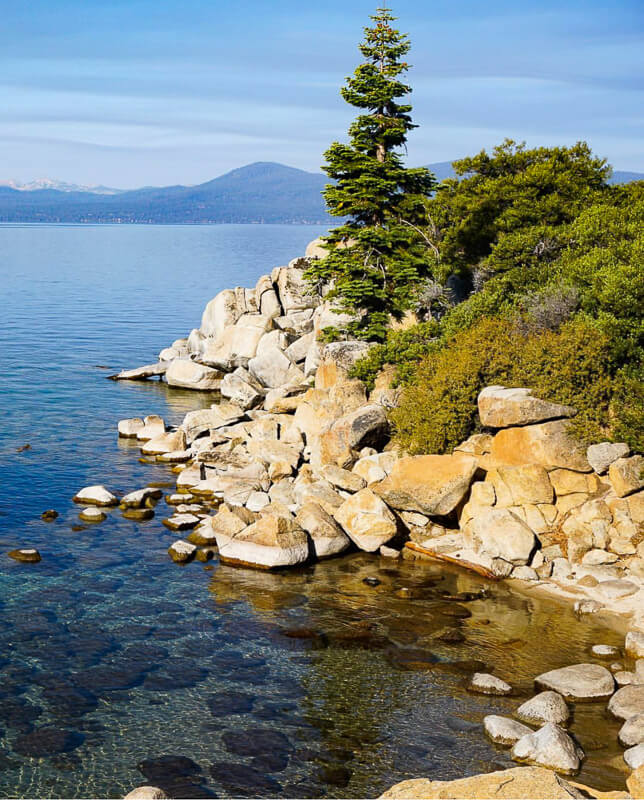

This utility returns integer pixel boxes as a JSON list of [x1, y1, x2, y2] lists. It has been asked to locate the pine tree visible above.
[[306, 7, 437, 341]]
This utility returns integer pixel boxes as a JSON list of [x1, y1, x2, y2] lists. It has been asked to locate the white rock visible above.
[[512, 566, 539, 581], [113, 363, 167, 381], [591, 644, 621, 658], [120, 488, 163, 509], [118, 418, 144, 438], [624, 743, 644, 770], [468, 673, 513, 695], [162, 514, 201, 531], [220, 368, 263, 410], [595, 579, 639, 601], [216, 513, 309, 569], [246, 491, 270, 513], [73, 485, 118, 507], [200, 288, 245, 337], [587, 442, 630, 475], [181, 404, 246, 443], [275, 263, 318, 312], [248, 347, 297, 388], [626, 632, 644, 659], [168, 540, 197, 563], [79, 507, 106, 522], [619, 714, 644, 747], [296, 501, 350, 559], [141, 429, 186, 456], [465, 509, 537, 565], [379, 545, 400, 559], [136, 415, 166, 441], [165, 359, 222, 391], [483, 715, 532, 746], [512, 723, 583, 775], [124, 787, 169, 800], [608, 685, 644, 721], [334, 488, 397, 553], [285, 331, 315, 363], [516, 691, 570, 725], [320, 464, 367, 493]]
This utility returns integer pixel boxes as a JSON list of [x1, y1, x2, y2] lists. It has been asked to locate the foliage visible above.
[[391, 316, 629, 455], [305, 7, 437, 341]]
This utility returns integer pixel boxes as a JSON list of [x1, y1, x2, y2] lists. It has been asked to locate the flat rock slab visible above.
[[111, 363, 167, 380], [162, 514, 200, 531], [608, 685, 644, 721], [535, 663, 615, 701], [483, 715, 532, 746]]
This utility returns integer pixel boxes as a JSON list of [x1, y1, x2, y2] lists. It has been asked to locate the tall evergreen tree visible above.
[[306, 7, 437, 341]]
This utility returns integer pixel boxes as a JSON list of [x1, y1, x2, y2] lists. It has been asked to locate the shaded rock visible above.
[[120, 487, 163, 509], [516, 691, 570, 726], [200, 321, 267, 371], [483, 715, 533, 746], [619, 713, 644, 747], [535, 663, 615, 701], [296, 501, 350, 558], [320, 464, 367, 493], [215, 514, 309, 569], [478, 386, 576, 429], [167, 540, 197, 564], [220, 368, 263, 410], [379, 545, 400, 558], [490, 420, 591, 472], [8, 548, 42, 563], [319, 404, 389, 468], [41, 509, 59, 521], [608, 685, 644, 721], [511, 723, 583, 775], [374, 453, 477, 515], [118, 418, 144, 438], [122, 508, 154, 521], [246, 491, 270, 513], [379, 766, 587, 799], [334, 488, 397, 552], [464, 509, 537, 565], [609, 456, 644, 498], [165, 359, 222, 391], [72, 485, 118, 506], [248, 347, 297, 389], [468, 673, 512, 695]]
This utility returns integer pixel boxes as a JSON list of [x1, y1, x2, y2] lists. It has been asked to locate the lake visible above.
[[0, 224, 628, 798]]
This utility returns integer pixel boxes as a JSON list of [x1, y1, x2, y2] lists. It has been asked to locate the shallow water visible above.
[[0, 224, 632, 798]]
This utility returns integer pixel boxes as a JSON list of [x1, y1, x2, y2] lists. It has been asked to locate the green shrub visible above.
[[390, 315, 636, 455]]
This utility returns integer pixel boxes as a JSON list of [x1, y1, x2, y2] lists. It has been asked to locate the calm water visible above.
[[0, 224, 630, 798]]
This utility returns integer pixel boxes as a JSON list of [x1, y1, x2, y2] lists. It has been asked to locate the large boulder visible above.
[[374, 454, 478, 516], [200, 288, 245, 337], [379, 766, 588, 799], [181, 404, 246, 443], [248, 348, 302, 389], [535, 663, 615, 701], [511, 723, 583, 775], [464, 509, 537, 565], [219, 368, 264, 410], [478, 386, 576, 429], [334, 488, 397, 552], [255, 274, 282, 319], [490, 420, 592, 472], [215, 514, 309, 569], [487, 465, 553, 507], [609, 456, 644, 498], [165, 359, 222, 391], [275, 263, 318, 312], [318, 404, 389, 468], [295, 502, 350, 558], [619, 714, 644, 747], [200, 322, 268, 371], [608, 685, 644, 721]]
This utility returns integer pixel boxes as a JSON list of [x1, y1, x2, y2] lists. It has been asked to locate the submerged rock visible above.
[[511, 723, 583, 775], [79, 507, 106, 523], [167, 540, 197, 564], [468, 673, 512, 696], [72, 485, 118, 506]]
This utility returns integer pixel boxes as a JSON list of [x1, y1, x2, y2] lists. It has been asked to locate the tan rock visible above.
[[627, 491, 644, 524], [464, 508, 537, 565], [374, 453, 478, 516], [320, 464, 367, 493], [379, 766, 594, 799], [352, 452, 397, 485], [334, 488, 397, 552], [454, 433, 494, 455], [609, 456, 644, 498], [490, 420, 591, 472], [136, 415, 166, 441], [478, 386, 577, 429], [181, 404, 246, 443], [488, 465, 553, 506], [550, 469, 600, 496], [165, 359, 222, 391], [296, 502, 350, 558], [627, 766, 644, 799], [141, 428, 186, 456], [319, 404, 389, 468]]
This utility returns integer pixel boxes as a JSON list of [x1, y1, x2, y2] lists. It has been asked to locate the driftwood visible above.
[[404, 542, 500, 580]]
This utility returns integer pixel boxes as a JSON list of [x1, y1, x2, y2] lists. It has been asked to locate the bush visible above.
[[390, 315, 635, 455]]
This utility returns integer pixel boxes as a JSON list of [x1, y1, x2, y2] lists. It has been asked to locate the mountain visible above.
[[0, 163, 331, 224], [0, 161, 641, 225], [0, 178, 123, 194], [610, 170, 644, 185]]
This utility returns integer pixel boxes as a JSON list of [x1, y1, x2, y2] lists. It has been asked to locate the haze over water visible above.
[[0, 224, 628, 798]]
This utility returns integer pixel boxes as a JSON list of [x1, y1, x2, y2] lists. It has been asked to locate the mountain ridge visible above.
[[0, 161, 641, 224]]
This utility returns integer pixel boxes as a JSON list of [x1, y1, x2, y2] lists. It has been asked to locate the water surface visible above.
[[0, 224, 630, 798]]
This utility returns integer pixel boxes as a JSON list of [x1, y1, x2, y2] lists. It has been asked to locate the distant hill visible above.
[[0, 178, 123, 194], [0, 161, 641, 224]]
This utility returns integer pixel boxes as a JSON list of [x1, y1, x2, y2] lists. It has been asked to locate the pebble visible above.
[[123, 788, 169, 800], [591, 644, 621, 658]]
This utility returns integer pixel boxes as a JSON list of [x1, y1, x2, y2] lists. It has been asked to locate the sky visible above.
[[1, 0, 642, 188]]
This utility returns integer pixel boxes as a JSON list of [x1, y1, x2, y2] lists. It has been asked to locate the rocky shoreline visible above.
[[77, 239, 643, 797]]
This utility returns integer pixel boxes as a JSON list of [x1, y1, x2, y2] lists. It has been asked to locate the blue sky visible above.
[[1, 0, 642, 187]]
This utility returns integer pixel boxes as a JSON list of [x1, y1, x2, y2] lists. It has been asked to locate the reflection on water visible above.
[[0, 225, 632, 798]]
